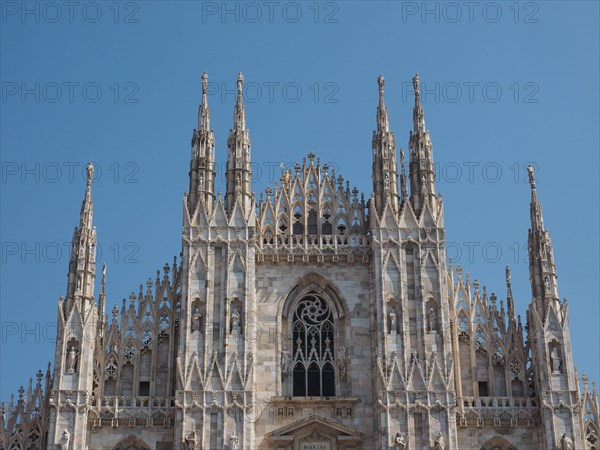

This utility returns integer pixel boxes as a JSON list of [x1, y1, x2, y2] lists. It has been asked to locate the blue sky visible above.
[[1, 1, 598, 400]]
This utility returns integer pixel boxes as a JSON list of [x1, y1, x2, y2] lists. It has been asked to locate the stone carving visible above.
[[191, 306, 202, 333], [57, 429, 70, 449], [551, 347, 561, 374], [389, 309, 396, 334], [230, 431, 240, 450], [428, 307, 437, 332], [66, 346, 78, 374], [281, 350, 290, 380], [394, 432, 407, 447], [560, 433, 573, 450], [184, 431, 198, 450], [433, 433, 445, 449], [337, 346, 348, 382], [231, 306, 241, 334]]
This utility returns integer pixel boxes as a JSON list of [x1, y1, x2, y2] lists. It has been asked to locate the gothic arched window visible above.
[[292, 294, 335, 397]]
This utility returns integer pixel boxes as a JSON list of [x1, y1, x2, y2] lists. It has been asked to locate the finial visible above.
[[412, 73, 420, 98], [527, 164, 536, 189], [112, 304, 119, 318]]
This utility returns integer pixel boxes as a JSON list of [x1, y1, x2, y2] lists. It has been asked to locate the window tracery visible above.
[[292, 294, 336, 397]]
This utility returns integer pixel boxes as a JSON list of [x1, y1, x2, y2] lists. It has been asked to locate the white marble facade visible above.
[[1, 73, 598, 450]]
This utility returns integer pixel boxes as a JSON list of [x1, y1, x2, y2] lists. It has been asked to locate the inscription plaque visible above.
[[300, 443, 331, 450]]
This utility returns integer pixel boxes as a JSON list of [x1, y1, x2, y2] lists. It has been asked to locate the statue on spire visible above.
[[412, 73, 420, 99], [201, 71, 208, 97], [378, 74, 385, 103], [528, 164, 536, 188], [237, 72, 244, 98]]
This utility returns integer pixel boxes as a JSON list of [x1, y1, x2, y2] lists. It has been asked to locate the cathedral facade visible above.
[[1, 73, 598, 450]]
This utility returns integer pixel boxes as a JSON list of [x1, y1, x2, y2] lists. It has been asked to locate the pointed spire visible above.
[[408, 73, 437, 217], [97, 263, 107, 336], [80, 162, 94, 230], [188, 71, 216, 216], [412, 74, 426, 131], [66, 163, 97, 303], [199, 71, 210, 131], [505, 264, 516, 324], [527, 164, 560, 316], [528, 165, 544, 231], [234, 72, 245, 130], [371, 74, 399, 215], [376, 74, 389, 133], [400, 147, 408, 200], [226, 72, 253, 216]]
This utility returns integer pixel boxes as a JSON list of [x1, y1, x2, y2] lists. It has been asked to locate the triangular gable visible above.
[[399, 202, 418, 229], [419, 202, 435, 228], [266, 413, 364, 444]]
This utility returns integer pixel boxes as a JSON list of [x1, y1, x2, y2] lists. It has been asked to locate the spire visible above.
[[234, 72, 245, 130], [188, 71, 216, 216], [408, 74, 437, 217], [527, 165, 560, 315], [66, 163, 97, 306], [226, 72, 253, 216], [371, 74, 399, 215], [400, 147, 408, 201], [528, 164, 544, 231], [376, 74, 389, 133], [199, 71, 210, 131], [80, 162, 94, 229], [505, 264, 515, 322], [97, 263, 107, 336]]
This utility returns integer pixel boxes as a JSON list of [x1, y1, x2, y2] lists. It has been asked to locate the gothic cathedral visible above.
[[1, 73, 598, 450]]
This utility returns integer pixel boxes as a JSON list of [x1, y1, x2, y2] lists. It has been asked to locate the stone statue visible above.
[[231, 307, 241, 333], [199, 173, 204, 187], [384, 173, 390, 187], [551, 347, 561, 374], [281, 350, 290, 380], [230, 431, 239, 450], [394, 432, 407, 447], [192, 306, 202, 333], [389, 309, 396, 334], [57, 429, 70, 449], [337, 346, 348, 382], [184, 430, 197, 450], [66, 346, 78, 374], [428, 307, 437, 332], [505, 265, 511, 284], [410, 351, 418, 365], [433, 433, 445, 450], [560, 433, 573, 450]]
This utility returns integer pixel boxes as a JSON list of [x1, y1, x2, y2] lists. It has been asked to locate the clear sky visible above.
[[1, 1, 598, 401]]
